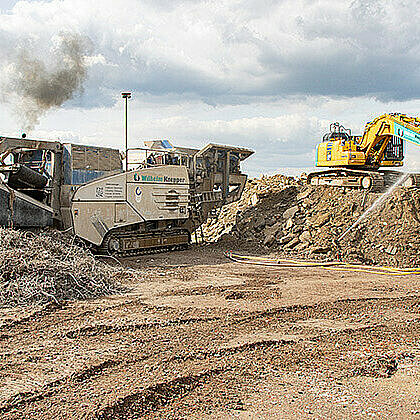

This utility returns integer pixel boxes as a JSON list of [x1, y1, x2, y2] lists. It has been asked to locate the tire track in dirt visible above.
[[0, 302, 63, 331], [64, 315, 224, 339], [1, 314, 412, 419], [0, 296, 150, 335], [95, 368, 224, 419], [0, 353, 160, 415], [227, 294, 420, 327]]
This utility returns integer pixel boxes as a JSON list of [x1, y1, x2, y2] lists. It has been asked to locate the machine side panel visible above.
[[71, 166, 190, 246], [316, 141, 365, 167], [126, 165, 189, 221]]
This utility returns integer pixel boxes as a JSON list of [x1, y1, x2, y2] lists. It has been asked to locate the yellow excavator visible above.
[[308, 113, 420, 190]]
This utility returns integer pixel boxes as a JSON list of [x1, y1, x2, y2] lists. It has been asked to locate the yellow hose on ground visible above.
[[225, 252, 420, 276]]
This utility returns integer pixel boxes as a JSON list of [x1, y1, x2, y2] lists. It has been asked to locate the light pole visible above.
[[121, 92, 131, 171]]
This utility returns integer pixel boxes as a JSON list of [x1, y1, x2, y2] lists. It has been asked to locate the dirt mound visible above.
[[203, 174, 420, 267], [0, 228, 125, 307]]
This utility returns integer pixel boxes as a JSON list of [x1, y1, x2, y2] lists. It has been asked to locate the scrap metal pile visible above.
[[202, 174, 420, 267], [0, 228, 124, 307]]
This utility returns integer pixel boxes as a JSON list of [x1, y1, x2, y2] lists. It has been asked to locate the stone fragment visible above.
[[385, 245, 398, 255], [295, 243, 308, 251], [278, 233, 295, 245], [250, 193, 259, 206], [264, 234, 275, 247], [297, 190, 310, 201], [285, 218, 293, 229], [308, 246, 331, 254], [283, 205, 299, 220], [266, 217, 279, 227], [312, 213, 330, 227], [263, 222, 282, 244], [294, 217, 305, 226], [291, 225, 303, 234], [254, 217, 266, 231], [299, 230, 312, 243], [285, 237, 300, 249]]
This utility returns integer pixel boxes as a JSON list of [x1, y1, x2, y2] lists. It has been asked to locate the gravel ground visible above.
[[0, 243, 419, 419]]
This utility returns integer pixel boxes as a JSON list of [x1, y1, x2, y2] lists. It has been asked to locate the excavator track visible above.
[[308, 169, 384, 191], [98, 229, 190, 258], [308, 169, 420, 191]]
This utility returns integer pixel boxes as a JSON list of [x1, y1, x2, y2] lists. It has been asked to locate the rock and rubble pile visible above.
[[202, 174, 420, 267], [201, 174, 299, 242], [0, 228, 126, 307]]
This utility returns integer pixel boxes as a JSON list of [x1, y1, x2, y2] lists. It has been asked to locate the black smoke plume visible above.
[[4, 32, 91, 131]]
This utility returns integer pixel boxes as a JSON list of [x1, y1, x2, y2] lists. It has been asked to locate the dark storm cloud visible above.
[[257, 50, 420, 101], [2, 0, 420, 109]]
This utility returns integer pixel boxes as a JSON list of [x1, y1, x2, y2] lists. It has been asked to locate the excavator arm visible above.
[[361, 113, 420, 167]]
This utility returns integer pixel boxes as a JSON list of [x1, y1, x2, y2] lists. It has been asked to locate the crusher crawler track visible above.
[[99, 228, 190, 258], [308, 169, 420, 191]]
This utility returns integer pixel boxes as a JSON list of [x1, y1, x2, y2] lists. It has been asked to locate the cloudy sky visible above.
[[1, 0, 420, 176]]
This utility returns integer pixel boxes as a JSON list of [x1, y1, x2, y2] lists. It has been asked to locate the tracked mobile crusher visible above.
[[0, 136, 253, 255]]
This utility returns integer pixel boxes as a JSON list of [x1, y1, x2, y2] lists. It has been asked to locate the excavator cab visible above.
[[316, 122, 366, 167], [383, 136, 404, 163], [322, 122, 352, 144]]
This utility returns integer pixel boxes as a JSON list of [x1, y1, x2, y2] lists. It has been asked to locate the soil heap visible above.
[[202, 174, 420, 268]]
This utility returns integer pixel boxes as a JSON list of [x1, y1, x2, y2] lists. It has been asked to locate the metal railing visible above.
[[125, 147, 194, 170]]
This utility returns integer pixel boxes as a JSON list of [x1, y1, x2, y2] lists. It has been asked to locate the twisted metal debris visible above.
[[0, 228, 125, 307]]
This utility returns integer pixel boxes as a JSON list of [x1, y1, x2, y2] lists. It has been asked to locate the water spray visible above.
[[337, 173, 409, 243]]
